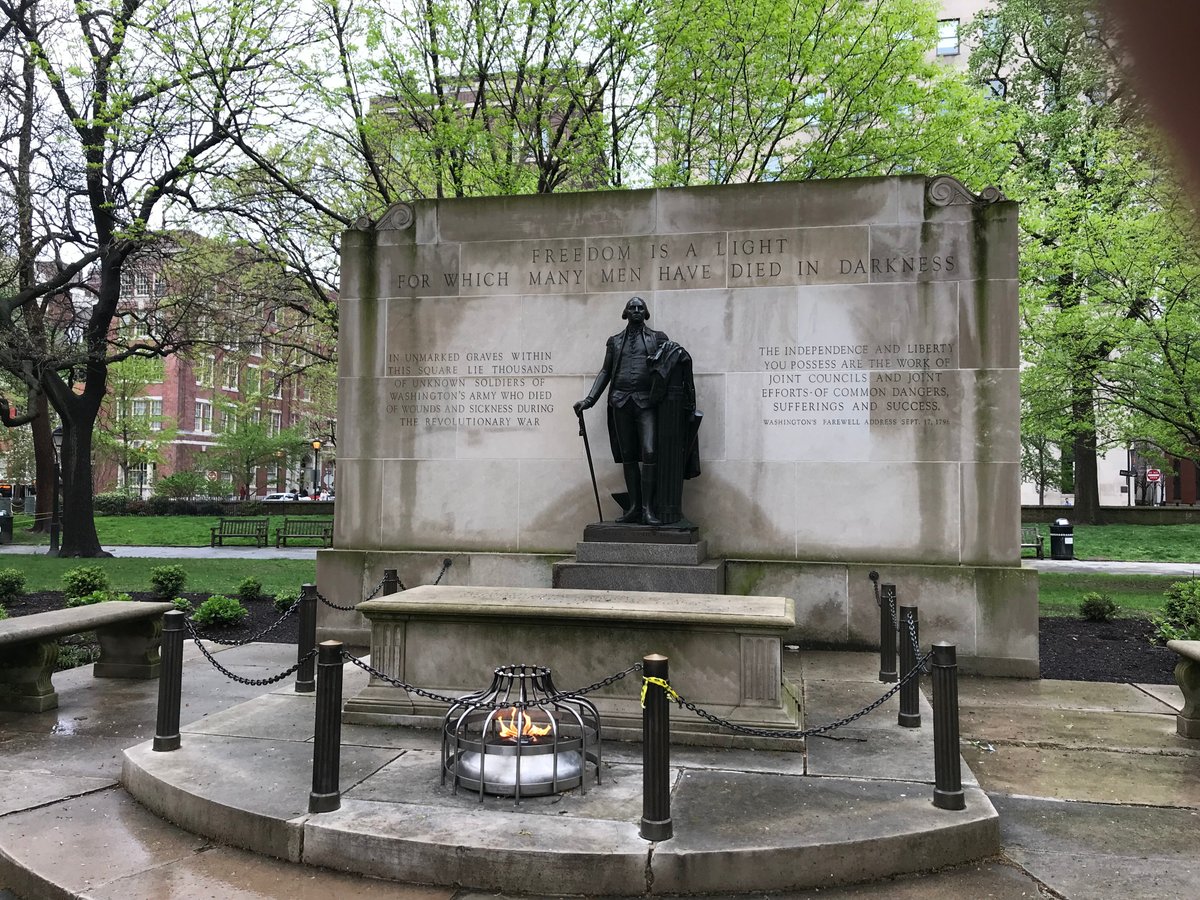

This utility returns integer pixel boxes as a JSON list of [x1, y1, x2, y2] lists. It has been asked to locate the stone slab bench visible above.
[[345, 584, 799, 748], [0, 601, 174, 712], [275, 516, 333, 548], [210, 516, 269, 547], [1167, 639, 1200, 738]]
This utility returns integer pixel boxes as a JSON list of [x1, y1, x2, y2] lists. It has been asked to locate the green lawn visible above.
[[1071, 524, 1200, 563], [1036, 572, 1185, 618], [0, 555, 314, 596], [7, 513, 307, 547]]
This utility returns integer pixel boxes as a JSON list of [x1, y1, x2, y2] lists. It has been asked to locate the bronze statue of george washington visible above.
[[574, 296, 700, 526]]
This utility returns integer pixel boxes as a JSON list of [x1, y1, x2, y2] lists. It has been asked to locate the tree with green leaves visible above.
[[0, 0, 316, 555], [92, 357, 176, 496], [969, 0, 1145, 522]]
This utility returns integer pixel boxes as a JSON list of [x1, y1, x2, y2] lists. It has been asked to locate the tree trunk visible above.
[[29, 393, 54, 533], [1071, 391, 1101, 524], [57, 407, 109, 557]]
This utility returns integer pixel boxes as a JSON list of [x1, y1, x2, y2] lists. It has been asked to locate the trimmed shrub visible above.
[[0, 568, 26, 605], [240, 500, 265, 517], [93, 492, 132, 515], [1154, 579, 1200, 643], [66, 590, 132, 607], [273, 588, 300, 614], [192, 595, 248, 628], [149, 565, 188, 599], [236, 576, 264, 604], [0, 604, 8, 620], [146, 495, 171, 516], [1078, 592, 1119, 622], [62, 565, 110, 601], [172, 597, 194, 614]]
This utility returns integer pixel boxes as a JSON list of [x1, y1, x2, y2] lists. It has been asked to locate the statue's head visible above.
[[621, 296, 650, 321]]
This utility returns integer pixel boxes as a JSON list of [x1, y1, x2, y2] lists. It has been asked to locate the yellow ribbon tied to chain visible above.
[[640, 675, 683, 709]]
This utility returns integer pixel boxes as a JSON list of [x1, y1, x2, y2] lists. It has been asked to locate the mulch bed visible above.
[[1, 594, 1178, 684]]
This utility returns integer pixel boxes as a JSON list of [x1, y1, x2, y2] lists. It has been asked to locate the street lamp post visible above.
[[311, 439, 321, 499], [49, 426, 62, 556]]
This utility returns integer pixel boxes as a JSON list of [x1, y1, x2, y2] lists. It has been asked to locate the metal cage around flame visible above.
[[441, 664, 602, 802]]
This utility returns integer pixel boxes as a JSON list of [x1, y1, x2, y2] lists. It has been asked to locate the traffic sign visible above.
[[1146, 468, 1162, 483]]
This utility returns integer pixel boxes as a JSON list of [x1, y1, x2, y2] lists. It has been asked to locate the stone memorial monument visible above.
[[318, 175, 1037, 675]]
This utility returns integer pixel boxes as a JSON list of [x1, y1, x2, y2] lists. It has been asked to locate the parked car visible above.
[[262, 492, 298, 502]]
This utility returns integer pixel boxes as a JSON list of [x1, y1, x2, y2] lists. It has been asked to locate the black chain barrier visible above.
[[186, 597, 302, 646], [183, 619, 317, 686], [342, 652, 643, 709], [653, 652, 933, 740], [316, 557, 453, 611], [905, 608, 930, 674]]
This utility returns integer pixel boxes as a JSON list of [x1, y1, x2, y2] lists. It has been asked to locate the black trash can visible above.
[[1049, 517, 1073, 560], [0, 505, 11, 545]]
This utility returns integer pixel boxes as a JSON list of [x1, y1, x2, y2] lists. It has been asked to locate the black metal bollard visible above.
[[640, 654, 673, 842], [153, 610, 185, 752], [879, 583, 898, 683], [931, 642, 965, 810], [381, 568, 400, 595], [309, 640, 344, 813], [295, 583, 317, 693], [898, 605, 921, 728]]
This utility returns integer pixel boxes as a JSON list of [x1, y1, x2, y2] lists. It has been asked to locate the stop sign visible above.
[[1146, 468, 1162, 482]]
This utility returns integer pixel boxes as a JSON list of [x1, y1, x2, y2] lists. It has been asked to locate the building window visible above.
[[194, 400, 212, 433], [195, 355, 215, 386], [269, 411, 282, 436], [131, 397, 164, 430], [245, 366, 260, 396], [986, 78, 1007, 99], [268, 372, 283, 399], [221, 360, 239, 391], [937, 19, 960, 56], [135, 271, 153, 297]]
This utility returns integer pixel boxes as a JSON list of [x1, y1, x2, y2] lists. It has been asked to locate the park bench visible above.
[[1020, 524, 1044, 559], [210, 516, 269, 548], [275, 516, 334, 548], [0, 600, 174, 712], [1167, 640, 1200, 738]]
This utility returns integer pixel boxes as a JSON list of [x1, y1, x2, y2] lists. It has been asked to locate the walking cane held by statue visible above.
[[575, 407, 604, 522]]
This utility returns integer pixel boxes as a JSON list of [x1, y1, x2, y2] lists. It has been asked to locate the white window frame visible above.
[[937, 19, 960, 56], [194, 399, 212, 433]]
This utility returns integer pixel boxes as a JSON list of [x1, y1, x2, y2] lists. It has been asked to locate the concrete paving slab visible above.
[[994, 794, 1200, 900], [345, 748, 646, 821], [336, 722, 444, 751], [653, 769, 998, 893], [1135, 682, 1185, 711], [963, 745, 1200, 806], [0, 787, 207, 899], [959, 676, 1178, 713], [456, 860, 1050, 899], [603, 742, 807, 776], [960, 707, 1192, 754], [122, 733, 401, 860], [180, 692, 316, 741], [303, 798, 651, 896], [0, 768, 112, 816], [85, 844, 453, 900]]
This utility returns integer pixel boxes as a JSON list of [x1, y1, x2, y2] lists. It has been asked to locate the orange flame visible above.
[[495, 707, 552, 742]]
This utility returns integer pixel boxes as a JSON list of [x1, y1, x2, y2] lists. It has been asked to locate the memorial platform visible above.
[[120, 648, 999, 896]]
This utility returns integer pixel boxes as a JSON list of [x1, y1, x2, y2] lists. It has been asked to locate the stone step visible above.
[[552, 559, 725, 593], [575, 539, 709, 565]]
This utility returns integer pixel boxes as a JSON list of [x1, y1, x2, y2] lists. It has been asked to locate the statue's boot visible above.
[[641, 463, 662, 527], [616, 463, 643, 523]]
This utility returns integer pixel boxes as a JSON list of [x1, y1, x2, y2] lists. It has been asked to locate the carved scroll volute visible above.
[[926, 175, 1007, 207]]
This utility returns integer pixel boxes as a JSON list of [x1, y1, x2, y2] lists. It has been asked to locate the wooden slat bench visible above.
[[1167, 640, 1200, 738], [1020, 524, 1044, 559], [275, 516, 334, 548], [210, 516, 269, 548], [0, 600, 174, 712]]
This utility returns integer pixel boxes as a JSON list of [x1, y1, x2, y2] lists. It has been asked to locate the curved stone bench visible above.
[[0, 600, 174, 712], [1167, 639, 1200, 738]]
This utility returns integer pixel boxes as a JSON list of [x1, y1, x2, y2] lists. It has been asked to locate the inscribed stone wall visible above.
[[334, 176, 1019, 566]]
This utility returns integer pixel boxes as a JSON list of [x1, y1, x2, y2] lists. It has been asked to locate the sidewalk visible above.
[[3, 540, 1198, 575], [1, 644, 1197, 899]]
